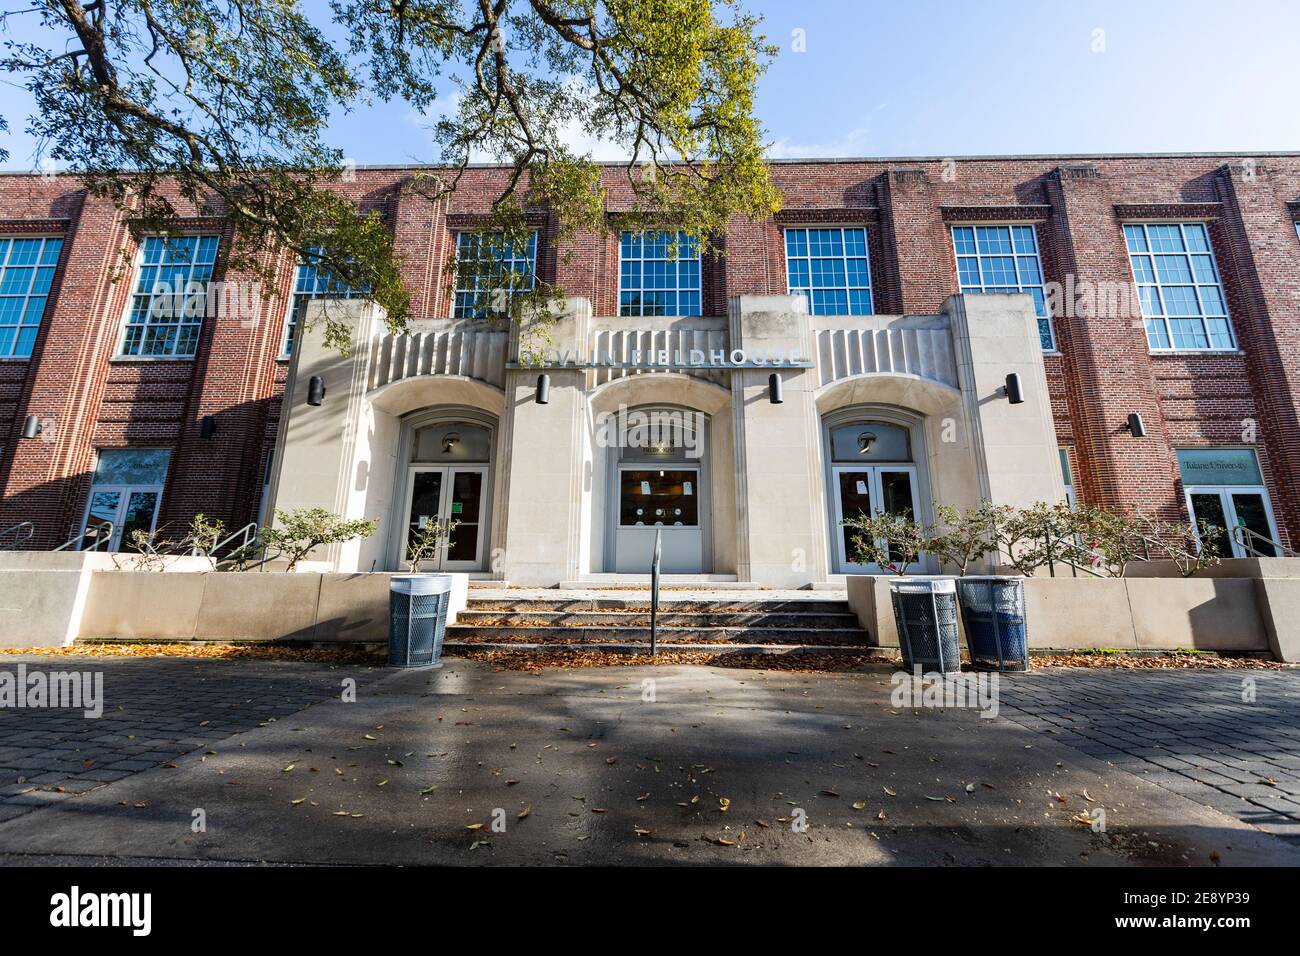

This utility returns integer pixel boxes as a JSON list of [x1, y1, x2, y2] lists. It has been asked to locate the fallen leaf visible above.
[[883, 787, 896, 797]]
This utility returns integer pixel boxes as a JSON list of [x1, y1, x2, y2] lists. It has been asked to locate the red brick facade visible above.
[[0, 155, 1297, 550]]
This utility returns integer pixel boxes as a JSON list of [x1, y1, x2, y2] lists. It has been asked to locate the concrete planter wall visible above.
[[47, 571, 471, 646], [847, 568, 1300, 662]]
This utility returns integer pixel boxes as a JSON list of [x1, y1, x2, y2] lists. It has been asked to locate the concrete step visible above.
[[453, 609, 858, 628], [464, 598, 855, 615], [444, 625, 869, 646], [443, 641, 889, 658]]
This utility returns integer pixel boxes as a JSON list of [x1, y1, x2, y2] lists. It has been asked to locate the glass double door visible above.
[[403, 466, 487, 570], [83, 485, 163, 551], [1185, 486, 1280, 558], [831, 465, 919, 572]]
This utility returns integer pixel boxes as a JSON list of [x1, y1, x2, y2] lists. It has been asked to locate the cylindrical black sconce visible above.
[[20, 415, 41, 439], [535, 373, 550, 405], [1125, 412, 1146, 438], [200, 415, 218, 440], [768, 372, 783, 404], [1004, 372, 1024, 405], [307, 375, 326, 406]]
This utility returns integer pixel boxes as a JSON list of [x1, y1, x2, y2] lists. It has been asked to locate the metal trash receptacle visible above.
[[888, 578, 961, 673], [389, 574, 453, 668], [956, 576, 1029, 672]]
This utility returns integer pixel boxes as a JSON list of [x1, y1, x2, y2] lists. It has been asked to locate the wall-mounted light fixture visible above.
[[200, 415, 218, 440], [535, 373, 550, 405], [857, 432, 877, 455], [307, 375, 326, 406], [20, 415, 41, 440], [1003, 372, 1025, 405], [768, 372, 783, 405], [1125, 412, 1146, 438], [442, 432, 460, 454]]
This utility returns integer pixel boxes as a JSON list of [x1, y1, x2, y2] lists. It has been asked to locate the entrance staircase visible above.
[[444, 588, 880, 658]]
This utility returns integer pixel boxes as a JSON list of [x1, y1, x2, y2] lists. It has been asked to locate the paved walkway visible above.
[[0, 658, 372, 823], [997, 668, 1300, 842], [1, 655, 1297, 865]]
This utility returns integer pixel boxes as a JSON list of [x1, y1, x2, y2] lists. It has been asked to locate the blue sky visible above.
[[2, 0, 1298, 170]]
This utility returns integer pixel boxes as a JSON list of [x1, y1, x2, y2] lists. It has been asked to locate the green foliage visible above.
[[185, 512, 227, 569], [260, 508, 378, 571], [4, 1, 781, 351], [928, 503, 999, 575], [842, 510, 926, 576], [842, 500, 1223, 580]]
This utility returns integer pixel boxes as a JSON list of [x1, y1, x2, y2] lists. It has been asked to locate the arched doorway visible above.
[[389, 409, 497, 571], [822, 407, 930, 573], [604, 404, 711, 573]]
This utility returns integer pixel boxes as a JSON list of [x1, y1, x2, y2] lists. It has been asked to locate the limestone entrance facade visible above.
[[266, 293, 1065, 586]]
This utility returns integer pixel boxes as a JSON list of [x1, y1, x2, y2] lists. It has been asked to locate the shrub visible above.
[[843, 510, 926, 575], [260, 508, 378, 571], [404, 518, 460, 573], [928, 503, 998, 575]]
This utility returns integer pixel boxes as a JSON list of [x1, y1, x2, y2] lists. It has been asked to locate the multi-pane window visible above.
[[618, 231, 701, 317], [784, 227, 873, 316], [120, 235, 219, 357], [1124, 223, 1233, 351], [283, 250, 370, 354], [952, 224, 1053, 350], [0, 237, 62, 358], [452, 231, 538, 319]]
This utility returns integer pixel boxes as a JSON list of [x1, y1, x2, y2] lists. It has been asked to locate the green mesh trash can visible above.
[[888, 578, 961, 674], [389, 574, 452, 668]]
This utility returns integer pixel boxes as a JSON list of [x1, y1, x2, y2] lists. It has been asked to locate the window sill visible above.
[[1149, 349, 1244, 357], [108, 355, 197, 363], [0, 356, 32, 362]]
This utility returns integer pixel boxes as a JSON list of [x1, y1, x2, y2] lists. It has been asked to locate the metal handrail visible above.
[[54, 523, 114, 552], [205, 522, 258, 560], [649, 527, 662, 656], [1232, 525, 1300, 559], [0, 521, 34, 551]]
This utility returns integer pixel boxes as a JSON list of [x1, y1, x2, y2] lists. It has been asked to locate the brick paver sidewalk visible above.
[[997, 668, 1300, 841], [0, 657, 365, 823]]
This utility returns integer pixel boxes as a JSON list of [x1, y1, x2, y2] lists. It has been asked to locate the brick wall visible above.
[[0, 155, 1296, 550]]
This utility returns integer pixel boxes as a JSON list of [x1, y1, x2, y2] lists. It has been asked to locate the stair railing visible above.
[[54, 523, 113, 552], [0, 521, 34, 551], [1232, 525, 1300, 559]]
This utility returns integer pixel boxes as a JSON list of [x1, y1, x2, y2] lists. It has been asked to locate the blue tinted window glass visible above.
[[783, 227, 872, 315]]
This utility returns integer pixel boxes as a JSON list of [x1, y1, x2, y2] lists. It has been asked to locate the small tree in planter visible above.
[[260, 508, 378, 571], [928, 503, 998, 575], [184, 513, 227, 570], [404, 518, 460, 573], [1063, 503, 1144, 577], [1130, 513, 1223, 577], [843, 510, 926, 574], [988, 501, 1076, 576]]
